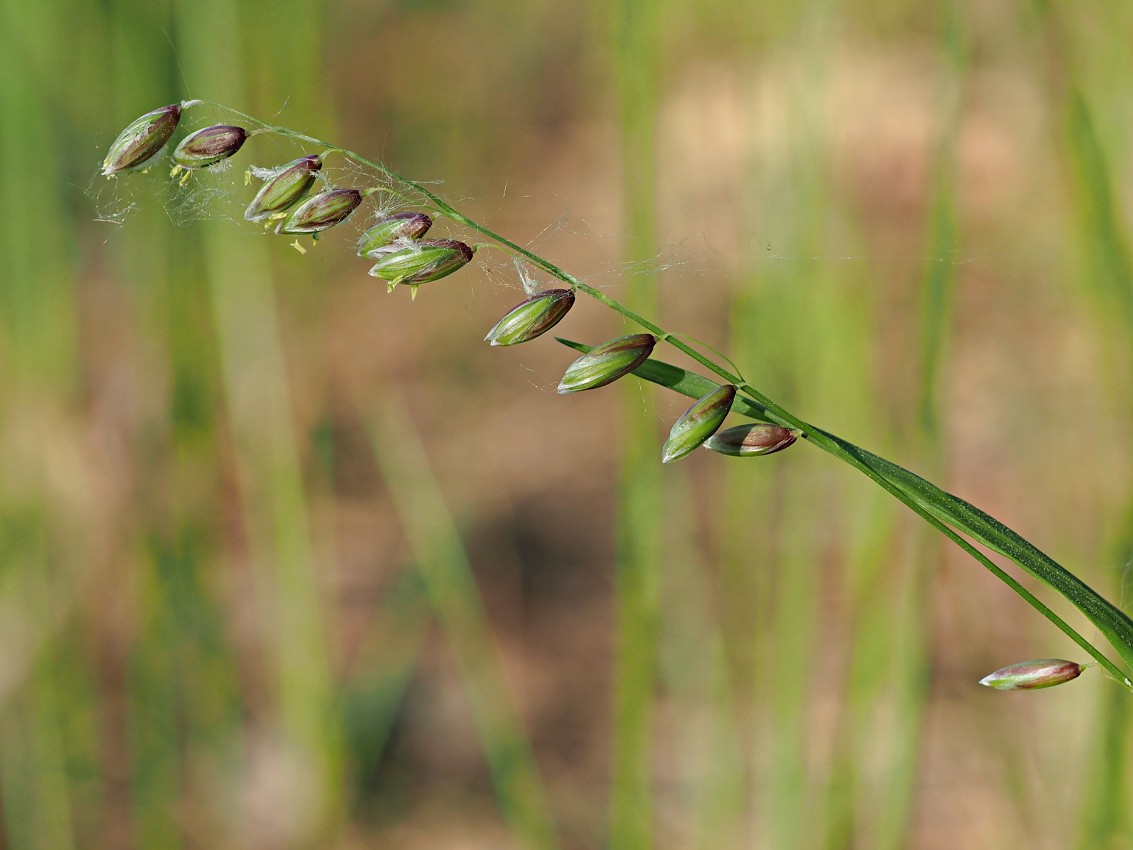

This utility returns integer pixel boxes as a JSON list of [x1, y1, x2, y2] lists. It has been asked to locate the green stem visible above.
[[737, 391, 1133, 676], [194, 101, 1133, 690], [208, 103, 734, 381], [558, 339, 1133, 688]]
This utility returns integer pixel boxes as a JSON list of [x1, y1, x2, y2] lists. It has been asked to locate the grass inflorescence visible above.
[[102, 98, 1133, 696]]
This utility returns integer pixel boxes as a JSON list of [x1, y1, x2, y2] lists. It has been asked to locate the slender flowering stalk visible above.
[[103, 101, 1133, 693]]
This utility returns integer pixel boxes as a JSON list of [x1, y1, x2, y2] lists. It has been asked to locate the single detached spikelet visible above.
[[171, 124, 247, 169], [102, 103, 182, 176], [557, 334, 656, 393], [368, 239, 474, 290], [276, 188, 363, 234], [244, 155, 323, 222], [358, 212, 433, 257], [485, 289, 575, 346], [662, 384, 737, 463], [702, 423, 797, 457], [978, 659, 1085, 691]]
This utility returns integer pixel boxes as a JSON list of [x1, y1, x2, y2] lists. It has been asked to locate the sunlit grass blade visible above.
[[559, 339, 1133, 685]]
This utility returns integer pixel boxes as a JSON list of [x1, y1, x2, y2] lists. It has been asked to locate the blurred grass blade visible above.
[[367, 400, 560, 850], [611, 0, 664, 842], [342, 568, 432, 817]]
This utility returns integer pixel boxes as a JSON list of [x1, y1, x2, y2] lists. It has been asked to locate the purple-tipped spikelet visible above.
[[275, 188, 363, 234], [245, 155, 323, 222], [102, 103, 182, 175], [557, 334, 656, 393], [485, 289, 575, 346], [172, 125, 247, 169], [978, 659, 1085, 691], [662, 384, 736, 463], [702, 423, 797, 457], [358, 212, 433, 257], [367, 239, 474, 288]]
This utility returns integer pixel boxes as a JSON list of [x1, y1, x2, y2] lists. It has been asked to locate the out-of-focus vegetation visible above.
[[2, 0, 1132, 848]]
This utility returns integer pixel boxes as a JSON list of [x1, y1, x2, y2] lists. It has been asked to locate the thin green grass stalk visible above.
[[0, 0, 78, 391], [653, 475, 744, 850], [305, 420, 432, 823], [127, 548, 188, 850], [0, 507, 88, 850], [713, 376, 776, 849], [109, 26, 245, 850], [723, 29, 797, 826], [113, 93, 1133, 696], [611, 0, 662, 846], [366, 401, 560, 850], [4, 582, 77, 850], [1074, 686, 1132, 849], [734, 11, 896, 848], [105, 9, 227, 846], [660, 539, 747, 850], [134, 530, 246, 850], [104, 9, 175, 847], [688, 640, 746, 850], [203, 220, 343, 829], [557, 340, 1133, 685], [726, 258, 820, 850], [916, 0, 966, 441], [720, 126, 793, 847], [874, 558, 933, 849], [866, 6, 967, 847], [1038, 19, 1133, 845], [751, 16, 846, 846], [1062, 90, 1133, 330], [340, 568, 432, 820], [0, 1, 89, 846], [766, 480, 824, 850], [818, 507, 899, 850], [712, 420, 771, 848], [174, 4, 344, 842]]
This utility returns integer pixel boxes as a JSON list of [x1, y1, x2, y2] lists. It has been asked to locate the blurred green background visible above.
[[2, 0, 1133, 848]]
